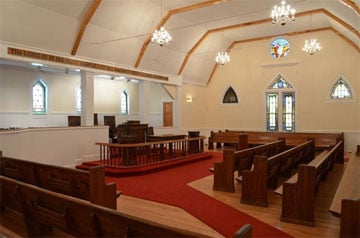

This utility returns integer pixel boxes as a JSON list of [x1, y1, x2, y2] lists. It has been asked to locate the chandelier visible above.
[[215, 31, 230, 65], [215, 51, 230, 65], [151, 0, 172, 46], [302, 38, 321, 55], [151, 27, 172, 46], [271, 0, 296, 26]]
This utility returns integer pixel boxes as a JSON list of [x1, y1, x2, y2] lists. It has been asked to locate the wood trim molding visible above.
[[340, 0, 360, 15], [206, 26, 359, 85], [7, 47, 168, 81], [134, 0, 228, 68], [71, 0, 102, 56]]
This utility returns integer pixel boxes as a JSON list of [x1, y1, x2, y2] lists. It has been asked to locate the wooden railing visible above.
[[96, 136, 206, 168]]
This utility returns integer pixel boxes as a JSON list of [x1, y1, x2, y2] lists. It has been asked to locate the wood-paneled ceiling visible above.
[[0, 0, 359, 85]]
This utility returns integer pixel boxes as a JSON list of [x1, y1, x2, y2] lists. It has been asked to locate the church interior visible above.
[[0, 0, 359, 237]]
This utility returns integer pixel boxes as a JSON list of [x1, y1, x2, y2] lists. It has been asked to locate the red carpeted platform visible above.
[[106, 152, 292, 238], [76, 152, 212, 176]]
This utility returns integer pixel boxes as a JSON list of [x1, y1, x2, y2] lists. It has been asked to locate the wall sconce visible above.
[[186, 96, 193, 103]]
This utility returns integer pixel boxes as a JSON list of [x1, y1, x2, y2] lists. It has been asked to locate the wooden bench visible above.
[[241, 140, 315, 207], [212, 140, 285, 193], [0, 175, 211, 238], [0, 156, 120, 209], [280, 140, 344, 226], [223, 130, 343, 154], [208, 131, 248, 150], [330, 149, 359, 237]]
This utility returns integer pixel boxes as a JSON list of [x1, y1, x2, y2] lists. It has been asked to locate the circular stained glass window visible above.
[[270, 38, 290, 58]]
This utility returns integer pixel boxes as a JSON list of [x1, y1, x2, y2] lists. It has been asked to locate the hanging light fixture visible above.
[[302, 14, 321, 55], [215, 31, 230, 65], [151, 0, 172, 46], [302, 39, 321, 55], [271, 0, 296, 26]]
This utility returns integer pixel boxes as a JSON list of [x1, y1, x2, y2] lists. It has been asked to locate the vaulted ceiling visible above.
[[0, 0, 359, 85]]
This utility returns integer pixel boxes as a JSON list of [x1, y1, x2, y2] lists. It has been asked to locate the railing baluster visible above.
[[95, 136, 205, 168]]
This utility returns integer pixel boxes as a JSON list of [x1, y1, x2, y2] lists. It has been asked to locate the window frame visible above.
[[265, 74, 296, 132], [31, 79, 48, 115], [120, 90, 129, 115], [329, 77, 354, 101]]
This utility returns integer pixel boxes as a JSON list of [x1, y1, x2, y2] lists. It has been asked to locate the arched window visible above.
[[121, 90, 129, 115], [32, 79, 47, 114], [266, 75, 295, 132], [223, 86, 238, 104], [330, 78, 353, 99]]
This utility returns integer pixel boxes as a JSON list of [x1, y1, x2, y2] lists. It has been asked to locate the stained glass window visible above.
[[223, 86, 238, 103], [283, 93, 295, 132], [32, 80, 47, 114], [331, 78, 353, 99], [121, 91, 129, 115], [266, 75, 295, 132], [266, 93, 278, 132], [269, 75, 292, 89], [270, 38, 290, 58]]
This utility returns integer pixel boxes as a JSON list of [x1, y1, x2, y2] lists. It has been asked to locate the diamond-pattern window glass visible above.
[[32, 80, 47, 114]]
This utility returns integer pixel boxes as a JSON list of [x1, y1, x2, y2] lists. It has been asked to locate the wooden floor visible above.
[[1, 152, 349, 238]]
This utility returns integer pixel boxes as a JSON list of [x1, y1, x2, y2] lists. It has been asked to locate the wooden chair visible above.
[[67, 116, 80, 126], [104, 116, 117, 142]]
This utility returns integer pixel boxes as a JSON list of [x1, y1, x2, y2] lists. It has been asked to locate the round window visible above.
[[270, 38, 290, 58]]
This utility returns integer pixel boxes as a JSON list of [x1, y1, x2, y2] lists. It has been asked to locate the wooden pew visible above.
[[241, 140, 315, 207], [208, 131, 248, 150], [213, 140, 285, 193], [280, 140, 344, 226], [0, 156, 119, 209], [224, 130, 343, 154], [0, 176, 210, 238], [330, 150, 359, 237]]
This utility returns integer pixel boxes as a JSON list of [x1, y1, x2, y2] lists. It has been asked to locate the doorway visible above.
[[163, 102, 173, 127]]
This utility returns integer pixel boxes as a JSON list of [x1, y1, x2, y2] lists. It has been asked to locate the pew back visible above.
[[208, 131, 248, 150], [241, 140, 315, 207], [0, 176, 206, 238], [0, 156, 117, 209], [280, 140, 344, 226], [213, 140, 285, 193]]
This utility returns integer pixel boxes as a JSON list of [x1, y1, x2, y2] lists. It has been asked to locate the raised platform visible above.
[[76, 152, 212, 176]]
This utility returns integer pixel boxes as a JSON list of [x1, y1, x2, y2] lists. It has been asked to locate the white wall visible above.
[[0, 126, 108, 167]]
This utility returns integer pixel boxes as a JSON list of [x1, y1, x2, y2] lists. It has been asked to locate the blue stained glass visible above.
[[270, 38, 290, 58]]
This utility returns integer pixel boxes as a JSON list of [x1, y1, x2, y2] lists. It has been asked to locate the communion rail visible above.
[[96, 136, 205, 168]]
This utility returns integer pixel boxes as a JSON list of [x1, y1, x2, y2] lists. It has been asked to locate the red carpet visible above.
[[106, 152, 292, 238]]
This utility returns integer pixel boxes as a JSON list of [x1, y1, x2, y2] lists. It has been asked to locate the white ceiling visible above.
[[0, 0, 359, 85]]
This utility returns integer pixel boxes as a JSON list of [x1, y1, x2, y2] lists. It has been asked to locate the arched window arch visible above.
[[121, 90, 129, 115], [223, 86, 238, 104], [266, 75, 295, 132], [32, 79, 47, 114], [330, 77, 353, 99]]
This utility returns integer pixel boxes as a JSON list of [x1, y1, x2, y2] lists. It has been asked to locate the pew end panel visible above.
[[213, 150, 236, 193], [89, 166, 117, 209], [241, 155, 269, 207], [281, 165, 316, 226], [340, 199, 360, 238]]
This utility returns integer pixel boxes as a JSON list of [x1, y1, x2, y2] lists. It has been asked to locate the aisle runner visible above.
[[107, 152, 292, 237]]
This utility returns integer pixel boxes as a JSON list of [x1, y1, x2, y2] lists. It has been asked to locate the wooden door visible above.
[[163, 102, 173, 127]]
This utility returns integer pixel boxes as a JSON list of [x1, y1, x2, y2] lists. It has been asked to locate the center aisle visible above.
[[106, 152, 291, 237]]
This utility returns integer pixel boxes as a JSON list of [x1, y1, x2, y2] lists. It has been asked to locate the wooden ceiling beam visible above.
[[71, 0, 102, 56], [134, 0, 228, 68], [179, 8, 359, 76]]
